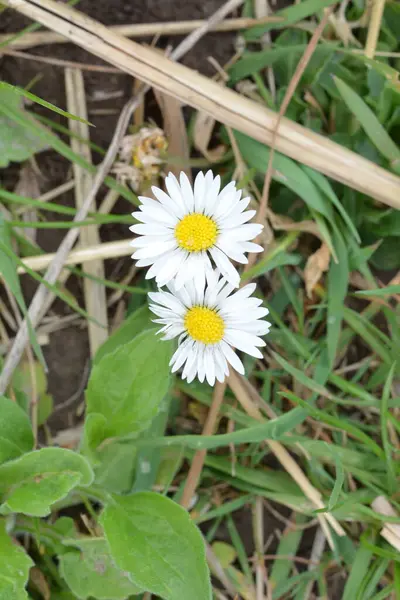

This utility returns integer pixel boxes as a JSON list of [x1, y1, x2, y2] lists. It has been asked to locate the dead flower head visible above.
[[112, 126, 167, 191]]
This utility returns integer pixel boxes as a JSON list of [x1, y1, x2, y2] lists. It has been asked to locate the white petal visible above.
[[227, 223, 263, 241], [149, 304, 176, 319], [152, 186, 185, 218], [148, 291, 186, 315], [192, 254, 207, 303], [133, 240, 177, 260], [225, 307, 269, 322], [165, 173, 187, 211], [240, 241, 264, 253], [155, 250, 188, 287], [224, 330, 265, 357], [182, 345, 199, 380], [230, 320, 271, 335], [171, 339, 193, 372], [139, 204, 178, 227], [214, 346, 229, 381], [219, 209, 257, 228], [204, 175, 221, 216], [220, 283, 256, 304], [216, 239, 248, 264], [209, 246, 240, 288], [135, 256, 158, 268], [220, 340, 245, 375], [130, 223, 172, 236], [193, 171, 206, 212], [220, 196, 251, 221], [214, 187, 241, 221], [161, 324, 185, 340], [180, 172, 195, 213], [175, 254, 197, 290], [197, 344, 206, 383], [130, 234, 174, 248], [204, 346, 216, 386], [186, 345, 200, 383]]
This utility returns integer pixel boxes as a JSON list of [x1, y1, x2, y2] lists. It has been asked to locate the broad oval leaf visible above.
[[0, 448, 93, 517], [85, 329, 173, 444], [0, 519, 33, 600], [94, 304, 152, 364], [59, 538, 142, 600], [101, 492, 211, 600], [0, 396, 34, 465]]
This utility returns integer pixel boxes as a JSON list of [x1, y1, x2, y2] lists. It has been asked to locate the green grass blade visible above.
[[0, 82, 92, 126], [334, 76, 400, 169], [282, 390, 384, 457], [355, 285, 400, 297], [381, 363, 397, 494], [327, 226, 348, 365], [0, 217, 45, 368], [244, 0, 338, 38], [134, 408, 307, 450]]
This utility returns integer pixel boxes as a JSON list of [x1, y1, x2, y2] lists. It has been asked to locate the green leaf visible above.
[[85, 329, 173, 445], [342, 544, 373, 600], [355, 285, 400, 297], [0, 82, 92, 126], [229, 45, 334, 84], [334, 76, 400, 169], [0, 519, 33, 600], [101, 492, 212, 600], [93, 304, 152, 364], [381, 363, 397, 495], [0, 448, 93, 516], [270, 352, 332, 399], [270, 514, 307, 589], [302, 165, 360, 242], [243, 251, 301, 280], [59, 538, 142, 600], [241, 232, 299, 281], [282, 391, 384, 457], [370, 237, 400, 270], [0, 217, 45, 368], [244, 0, 338, 38], [327, 226, 348, 365], [132, 395, 171, 493], [37, 394, 53, 426], [134, 408, 307, 450], [327, 451, 345, 511], [93, 441, 137, 494], [234, 131, 334, 221], [0, 396, 34, 465], [0, 87, 48, 167]]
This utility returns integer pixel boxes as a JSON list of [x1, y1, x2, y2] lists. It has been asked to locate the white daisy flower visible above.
[[148, 270, 271, 386], [130, 171, 263, 289]]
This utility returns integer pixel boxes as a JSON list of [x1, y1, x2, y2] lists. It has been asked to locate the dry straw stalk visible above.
[[4, 0, 400, 209], [0, 17, 282, 49]]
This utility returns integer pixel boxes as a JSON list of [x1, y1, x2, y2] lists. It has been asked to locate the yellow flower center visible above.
[[184, 306, 225, 345], [175, 213, 218, 253]]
